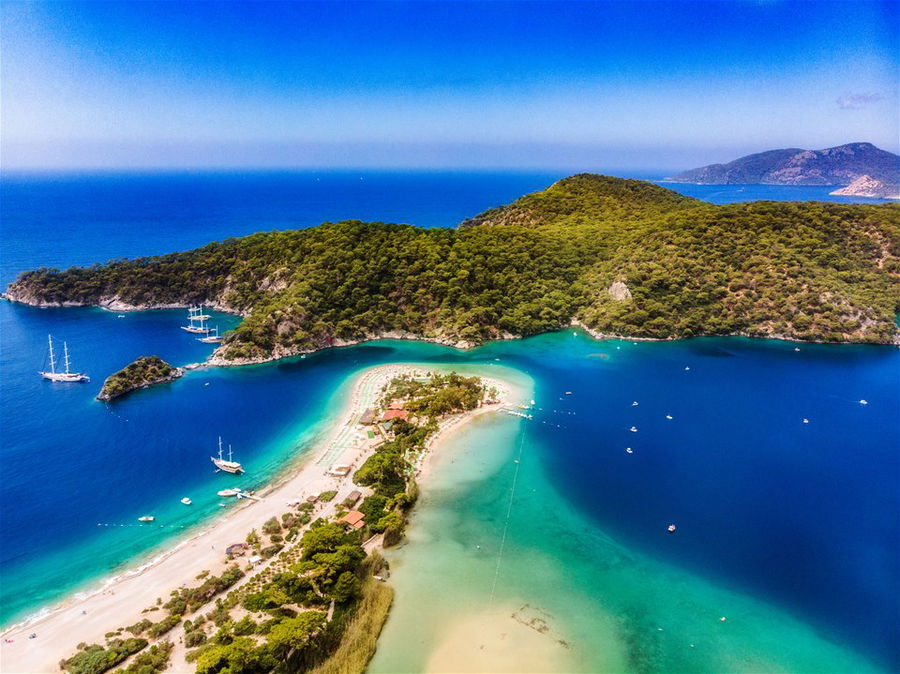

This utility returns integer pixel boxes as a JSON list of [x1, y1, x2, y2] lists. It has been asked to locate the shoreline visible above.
[[0, 363, 522, 673], [4, 296, 897, 363]]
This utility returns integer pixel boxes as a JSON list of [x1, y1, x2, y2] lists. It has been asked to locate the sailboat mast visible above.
[[228, 444, 233, 462], [218, 436, 224, 460], [63, 342, 71, 374], [47, 335, 56, 374]]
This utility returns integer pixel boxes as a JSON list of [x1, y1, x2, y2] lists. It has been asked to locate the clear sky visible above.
[[1, 0, 897, 171]]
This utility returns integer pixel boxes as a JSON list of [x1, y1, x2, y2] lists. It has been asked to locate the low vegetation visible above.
[[61, 638, 147, 674], [9, 175, 898, 360]]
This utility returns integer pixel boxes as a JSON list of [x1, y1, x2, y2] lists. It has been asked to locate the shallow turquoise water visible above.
[[370, 410, 883, 673]]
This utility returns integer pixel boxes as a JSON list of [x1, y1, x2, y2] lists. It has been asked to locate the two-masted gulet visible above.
[[39, 334, 90, 382], [197, 325, 222, 343], [181, 305, 211, 335], [211, 436, 244, 474]]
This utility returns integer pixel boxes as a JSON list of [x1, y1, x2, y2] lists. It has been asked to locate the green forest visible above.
[[8, 175, 899, 360]]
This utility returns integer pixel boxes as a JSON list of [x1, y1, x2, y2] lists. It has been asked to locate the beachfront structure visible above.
[[359, 408, 377, 425], [339, 510, 365, 529], [382, 409, 409, 422], [225, 543, 248, 557], [344, 490, 362, 507], [327, 463, 352, 477]]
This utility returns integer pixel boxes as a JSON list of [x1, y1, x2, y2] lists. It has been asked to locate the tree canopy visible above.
[[9, 174, 898, 358]]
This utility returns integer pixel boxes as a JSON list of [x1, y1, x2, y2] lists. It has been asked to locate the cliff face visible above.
[[670, 142, 900, 186]]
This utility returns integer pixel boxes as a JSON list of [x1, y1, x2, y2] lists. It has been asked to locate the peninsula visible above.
[[5, 175, 899, 362], [0, 365, 515, 674], [668, 142, 900, 197], [97, 356, 183, 401]]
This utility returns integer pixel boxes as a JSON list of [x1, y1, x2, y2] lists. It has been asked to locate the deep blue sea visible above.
[[1, 172, 897, 670]]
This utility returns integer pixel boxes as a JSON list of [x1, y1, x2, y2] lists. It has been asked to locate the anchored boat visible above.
[[212, 437, 244, 474], [181, 305, 211, 334], [39, 335, 89, 383], [198, 325, 222, 343]]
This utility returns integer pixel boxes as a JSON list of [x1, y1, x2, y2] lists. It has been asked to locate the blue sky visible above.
[[1, 0, 897, 171]]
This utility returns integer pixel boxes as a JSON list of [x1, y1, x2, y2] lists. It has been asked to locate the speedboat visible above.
[[859, 399, 868, 405], [626, 447, 633, 454], [667, 524, 677, 533], [138, 516, 155, 523], [181, 497, 192, 505], [217, 489, 239, 497], [630, 426, 638, 432], [665, 414, 673, 420]]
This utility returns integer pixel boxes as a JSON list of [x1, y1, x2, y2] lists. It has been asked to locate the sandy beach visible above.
[[0, 363, 518, 673]]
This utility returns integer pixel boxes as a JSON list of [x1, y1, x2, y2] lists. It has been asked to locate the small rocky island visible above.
[[97, 356, 183, 401]]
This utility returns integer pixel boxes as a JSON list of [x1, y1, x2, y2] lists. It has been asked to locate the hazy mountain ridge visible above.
[[669, 143, 900, 190]]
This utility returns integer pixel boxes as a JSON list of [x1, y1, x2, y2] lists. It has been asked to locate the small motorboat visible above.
[[665, 414, 673, 420], [181, 497, 192, 506], [632, 401, 639, 406], [684, 366, 690, 371], [138, 516, 155, 523], [630, 426, 638, 433], [626, 447, 633, 454], [667, 524, 677, 533], [802, 418, 809, 424], [217, 489, 239, 497], [859, 399, 868, 405]]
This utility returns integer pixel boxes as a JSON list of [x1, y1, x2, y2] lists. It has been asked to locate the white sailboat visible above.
[[39, 335, 90, 382], [198, 325, 222, 343], [187, 305, 211, 321], [211, 437, 244, 474], [181, 305, 211, 334]]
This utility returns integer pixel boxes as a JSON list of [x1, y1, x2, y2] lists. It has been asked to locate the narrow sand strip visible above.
[[0, 364, 518, 673]]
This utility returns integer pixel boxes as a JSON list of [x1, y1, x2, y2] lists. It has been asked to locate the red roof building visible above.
[[382, 409, 409, 422], [339, 510, 366, 529]]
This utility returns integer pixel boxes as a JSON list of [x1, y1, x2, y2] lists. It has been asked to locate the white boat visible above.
[[181, 497, 192, 505], [39, 335, 90, 383], [665, 414, 673, 420], [197, 325, 222, 343], [181, 305, 211, 334], [630, 426, 638, 432], [187, 304, 211, 321], [217, 489, 239, 497], [212, 437, 244, 474], [859, 399, 868, 405], [138, 516, 155, 523]]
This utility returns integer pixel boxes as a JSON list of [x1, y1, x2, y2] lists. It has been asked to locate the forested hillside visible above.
[[6, 175, 899, 361]]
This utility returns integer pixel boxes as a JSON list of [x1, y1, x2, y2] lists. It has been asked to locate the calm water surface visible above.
[[1, 171, 897, 670]]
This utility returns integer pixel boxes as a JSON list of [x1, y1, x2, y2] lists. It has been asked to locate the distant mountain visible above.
[[669, 142, 899, 187]]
